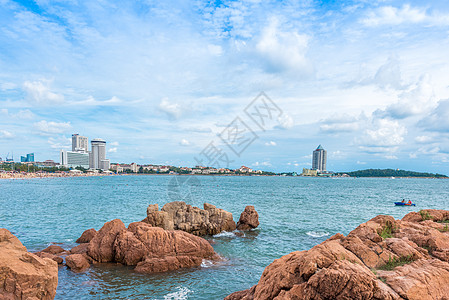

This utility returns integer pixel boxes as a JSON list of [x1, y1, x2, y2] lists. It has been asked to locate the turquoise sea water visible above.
[[1, 175, 448, 299]]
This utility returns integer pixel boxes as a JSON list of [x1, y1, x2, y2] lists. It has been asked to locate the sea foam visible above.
[[163, 287, 192, 300], [306, 231, 330, 238]]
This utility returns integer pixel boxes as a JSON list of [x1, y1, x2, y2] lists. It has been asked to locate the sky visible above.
[[1, 0, 449, 174]]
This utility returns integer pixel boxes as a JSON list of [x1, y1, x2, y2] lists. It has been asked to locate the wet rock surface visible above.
[[226, 209, 449, 300]]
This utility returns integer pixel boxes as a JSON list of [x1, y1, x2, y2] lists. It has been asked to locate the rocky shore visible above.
[[0, 229, 58, 299], [226, 209, 449, 300]]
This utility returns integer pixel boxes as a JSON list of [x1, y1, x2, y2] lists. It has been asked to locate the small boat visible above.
[[394, 202, 416, 206]]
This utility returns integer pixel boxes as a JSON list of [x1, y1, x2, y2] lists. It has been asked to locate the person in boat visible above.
[[401, 199, 405, 203], [408, 200, 412, 204]]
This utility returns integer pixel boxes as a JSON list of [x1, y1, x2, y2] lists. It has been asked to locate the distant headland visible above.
[[335, 168, 448, 178]]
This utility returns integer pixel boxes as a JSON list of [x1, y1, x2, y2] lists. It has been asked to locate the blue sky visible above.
[[1, 0, 449, 173]]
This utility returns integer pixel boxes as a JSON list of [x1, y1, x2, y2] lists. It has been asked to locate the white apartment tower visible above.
[[90, 138, 110, 170], [72, 134, 88, 153], [312, 144, 327, 172]]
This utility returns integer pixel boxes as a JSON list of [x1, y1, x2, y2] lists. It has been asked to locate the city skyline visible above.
[[1, 1, 449, 173]]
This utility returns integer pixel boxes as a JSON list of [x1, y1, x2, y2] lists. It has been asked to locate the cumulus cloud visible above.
[[158, 98, 183, 119], [276, 114, 294, 129], [377, 74, 436, 119], [256, 18, 312, 75], [419, 99, 449, 132], [110, 141, 119, 146], [34, 120, 71, 134], [108, 147, 117, 153], [23, 80, 64, 104], [265, 141, 276, 146], [357, 118, 407, 154]]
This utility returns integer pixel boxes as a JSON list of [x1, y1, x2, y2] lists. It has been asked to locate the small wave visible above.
[[306, 231, 329, 238], [213, 231, 235, 238], [163, 287, 192, 300], [201, 259, 214, 268]]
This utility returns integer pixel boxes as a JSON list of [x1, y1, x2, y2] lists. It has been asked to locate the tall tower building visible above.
[[72, 134, 88, 153], [312, 145, 327, 172], [90, 138, 110, 170]]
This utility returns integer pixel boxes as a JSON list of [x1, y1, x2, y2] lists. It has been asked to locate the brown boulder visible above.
[[42, 244, 65, 255], [87, 219, 126, 262], [65, 254, 90, 273], [76, 228, 97, 243], [143, 201, 236, 236], [0, 228, 58, 300], [236, 206, 259, 231], [226, 211, 449, 300]]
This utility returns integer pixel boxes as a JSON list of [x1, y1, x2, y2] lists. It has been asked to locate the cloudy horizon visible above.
[[1, 0, 449, 174]]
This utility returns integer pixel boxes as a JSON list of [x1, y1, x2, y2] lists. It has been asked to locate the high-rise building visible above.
[[60, 150, 89, 169], [90, 138, 110, 170], [72, 134, 88, 153], [20, 153, 34, 162], [312, 145, 327, 172]]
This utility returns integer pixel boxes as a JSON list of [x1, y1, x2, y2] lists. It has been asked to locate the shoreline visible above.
[[1, 171, 447, 180]]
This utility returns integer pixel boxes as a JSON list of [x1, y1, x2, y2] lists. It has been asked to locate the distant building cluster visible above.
[[60, 134, 110, 170], [109, 163, 264, 175], [21, 153, 34, 163]]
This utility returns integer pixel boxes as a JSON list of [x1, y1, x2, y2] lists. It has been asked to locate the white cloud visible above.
[[357, 161, 367, 165], [158, 98, 183, 119], [34, 120, 71, 134], [252, 161, 271, 167], [415, 135, 433, 144], [276, 114, 294, 129], [179, 139, 190, 146], [108, 147, 117, 153], [23, 80, 64, 104], [0, 130, 14, 139], [110, 141, 119, 146], [362, 4, 449, 27], [48, 136, 71, 149], [256, 18, 312, 75], [360, 119, 407, 147], [362, 5, 428, 27], [379, 74, 436, 119], [265, 141, 276, 146]]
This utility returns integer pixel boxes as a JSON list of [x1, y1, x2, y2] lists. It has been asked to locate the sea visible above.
[[1, 175, 448, 299]]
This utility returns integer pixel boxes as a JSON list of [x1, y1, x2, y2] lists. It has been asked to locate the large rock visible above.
[[76, 228, 97, 243], [75, 219, 216, 274], [65, 254, 90, 273], [0, 228, 58, 300], [143, 201, 236, 236], [236, 205, 259, 231], [87, 219, 126, 263], [226, 210, 449, 300]]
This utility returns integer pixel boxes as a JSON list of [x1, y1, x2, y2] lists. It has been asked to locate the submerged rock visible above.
[[143, 201, 236, 236], [236, 205, 259, 231], [0, 228, 58, 300], [226, 209, 449, 300]]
